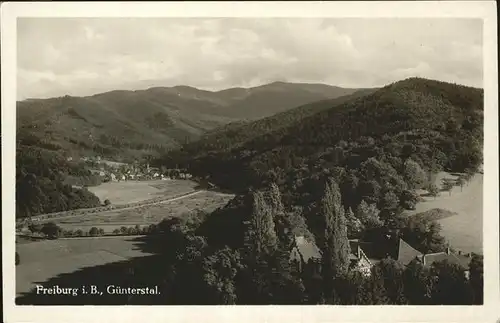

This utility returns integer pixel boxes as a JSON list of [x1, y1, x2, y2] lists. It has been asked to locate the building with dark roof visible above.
[[290, 236, 375, 276], [290, 236, 322, 274], [396, 238, 423, 266], [346, 237, 423, 267], [288, 234, 472, 279], [416, 248, 472, 277], [349, 240, 374, 276]]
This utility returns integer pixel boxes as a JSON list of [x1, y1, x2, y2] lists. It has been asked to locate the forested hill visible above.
[[159, 77, 483, 197], [17, 82, 358, 162], [16, 145, 102, 219], [170, 88, 377, 158]]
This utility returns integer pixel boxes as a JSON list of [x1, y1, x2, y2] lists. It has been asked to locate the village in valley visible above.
[[76, 156, 193, 183]]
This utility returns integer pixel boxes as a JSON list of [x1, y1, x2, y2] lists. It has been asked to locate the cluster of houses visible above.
[[80, 156, 193, 182], [290, 234, 473, 278]]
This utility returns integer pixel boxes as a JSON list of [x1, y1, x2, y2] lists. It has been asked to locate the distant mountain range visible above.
[[17, 82, 361, 161]]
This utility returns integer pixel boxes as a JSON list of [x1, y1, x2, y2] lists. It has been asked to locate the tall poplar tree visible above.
[[268, 183, 294, 248], [320, 178, 350, 302], [243, 190, 278, 258]]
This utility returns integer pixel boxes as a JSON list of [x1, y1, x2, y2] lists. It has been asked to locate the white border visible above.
[[2, 2, 498, 323]]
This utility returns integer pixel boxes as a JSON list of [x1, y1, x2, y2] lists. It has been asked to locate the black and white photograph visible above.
[[2, 1, 499, 323]]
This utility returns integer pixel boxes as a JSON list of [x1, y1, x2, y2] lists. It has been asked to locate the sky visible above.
[[17, 18, 483, 100]]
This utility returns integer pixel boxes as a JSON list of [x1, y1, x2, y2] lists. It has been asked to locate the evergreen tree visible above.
[[268, 183, 294, 248], [320, 178, 350, 302], [243, 190, 278, 257]]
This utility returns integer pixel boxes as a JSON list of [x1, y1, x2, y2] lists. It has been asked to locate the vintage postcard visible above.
[[1, 1, 498, 323]]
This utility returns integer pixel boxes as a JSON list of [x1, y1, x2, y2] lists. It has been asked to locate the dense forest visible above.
[[16, 144, 101, 219], [156, 77, 483, 206], [173, 88, 377, 157], [150, 181, 483, 305]]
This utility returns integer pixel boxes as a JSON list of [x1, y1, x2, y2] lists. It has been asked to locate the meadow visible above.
[[16, 236, 153, 297], [87, 179, 199, 205], [408, 172, 483, 254], [53, 190, 234, 232]]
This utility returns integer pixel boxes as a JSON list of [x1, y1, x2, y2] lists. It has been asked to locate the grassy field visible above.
[[87, 179, 199, 205], [16, 236, 153, 297], [50, 190, 234, 232], [408, 171, 483, 254]]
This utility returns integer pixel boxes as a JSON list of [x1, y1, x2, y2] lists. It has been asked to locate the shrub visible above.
[[63, 229, 75, 237], [28, 223, 43, 233], [89, 227, 100, 237], [400, 190, 419, 210], [41, 222, 62, 239], [426, 184, 440, 199]]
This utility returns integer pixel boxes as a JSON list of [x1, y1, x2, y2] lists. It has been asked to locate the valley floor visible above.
[[15, 179, 235, 299]]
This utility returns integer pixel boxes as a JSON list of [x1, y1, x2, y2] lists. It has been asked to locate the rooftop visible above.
[[292, 236, 322, 263], [397, 239, 423, 266], [418, 250, 471, 269]]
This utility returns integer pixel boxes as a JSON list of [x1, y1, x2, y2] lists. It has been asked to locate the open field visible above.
[[50, 190, 235, 232], [16, 188, 235, 299], [407, 171, 483, 254], [16, 236, 152, 297], [87, 179, 199, 205]]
